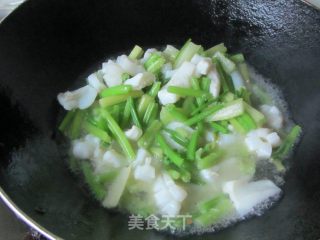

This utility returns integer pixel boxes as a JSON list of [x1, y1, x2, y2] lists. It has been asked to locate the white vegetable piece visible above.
[[230, 71, 245, 91], [101, 149, 126, 169], [87, 73, 106, 92], [200, 167, 220, 183], [141, 48, 158, 63], [57, 85, 97, 110], [134, 157, 155, 181], [190, 54, 205, 65], [158, 62, 196, 105], [207, 99, 244, 122], [245, 128, 281, 159], [223, 179, 281, 217], [205, 131, 216, 142], [103, 166, 131, 208], [125, 125, 143, 141], [124, 72, 155, 90], [116, 55, 145, 76], [153, 173, 187, 216], [207, 70, 221, 98], [72, 134, 100, 160], [260, 105, 283, 130], [196, 58, 212, 75], [102, 60, 125, 87], [161, 63, 176, 80]]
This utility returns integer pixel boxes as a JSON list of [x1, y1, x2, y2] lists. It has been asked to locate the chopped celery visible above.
[[83, 121, 111, 143], [201, 76, 211, 92], [213, 52, 236, 74], [182, 97, 196, 115], [216, 61, 234, 93], [166, 168, 181, 180], [144, 53, 166, 74], [238, 62, 250, 83], [236, 88, 251, 104], [174, 39, 201, 68], [243, 102, 266, 126], [128, 97, 142, 129], [138, 120, 162, 148], [121, 73, 131, 82], [163, 128, 189, 147], [230, 53, 245, 63], [272, 125, 302, 163], [142, 101, 156, 125], [251, 84, 272, 105], [99, 90, 143, 107], [156, 133, 184, 167], [99, 85, 132, 98], [160, 104, 188, 124], [163, 45, 179, 62], [191, 99, 216, 116], [196, 150, 223, 169], [205, 43, 227, 57], [187, 123, 203, 160], [81, 161, 107, 201], [137, 94, 153, 118], [148, 81, 161, 97], [101, 109, 135, 160], [95, 170, 118, 185], [185, 104, 224, 126], [195, 195, 233, 226], [70, 110, 85, 140], [167, 86, 208, 98], [129, 45, 144, 59], [237, 113, 257, 131], [210, 122, 229, 134], [58, 110, 76, 133], [221, 92, 235, 102], [121, 99, 131, 128], [110, 104, 120, 123], [206, 99, 244, 122], [191, 77, 204, 106]]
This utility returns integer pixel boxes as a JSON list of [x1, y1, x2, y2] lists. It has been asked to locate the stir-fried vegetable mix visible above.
[[57, 40, 301, 230]]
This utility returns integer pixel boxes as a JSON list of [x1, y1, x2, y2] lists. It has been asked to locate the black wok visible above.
[[0, 0, 320, 239]]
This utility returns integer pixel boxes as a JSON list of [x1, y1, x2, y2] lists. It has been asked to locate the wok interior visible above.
[[0, 0, 320, 239]]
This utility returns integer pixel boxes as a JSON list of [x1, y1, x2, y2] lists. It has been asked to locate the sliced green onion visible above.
[[213, 51, 236, 74], [99, 85, 133, 98], [58, 110, 76, 133], [128, 97, 142, 129], [206, 99, 244, 122], [205, 43, 227, 57], [101, 109, 135, 159], [99, 90, 143, 107], [138, 120, 162, 149], [144, 53, 166, 74], [148, 81, 161, 97], [156, 133, 184, 167], [83, 121, 111, 143], [196, 150, 223, 170], [167, 86, 208, 98], [70, 110, 85, 140], [185, 104, 224, 126], [129, 45, 144, 59], [230, 53, 245, 63], [174, 39, 201, 68]]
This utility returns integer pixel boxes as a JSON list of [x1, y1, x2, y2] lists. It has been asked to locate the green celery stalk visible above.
[[185, 104, 224, 126], [191, 77, 204, 106], [58, 110, 76, 133], [121, 99, 131, 128], [167, 86, 208, 98], [148, 81, 161, 97], [137, 94, 154, 118], [128, 97, 142, 129], [143, 101, 156, 125], [163, 128, 189, 148], [213, 51, 236, 74], [163, 45, 179, 62], [138, 120, 162, 149], [160, 104, 188, 124], [70, 110, 85, 140], [238, 62, 250, 83], [187, 123, 203, 160], [83, 121, 111, 143], [243, 102, 266, 126], [129, 45, 144, 59], [201, 76, 211, 92], [144, 53, 166, 74], [210, 122, 229, 134], [206, 99, 244, 122], [196, 150, 223, 169], [156, 133, 184, 167], [99, 85, 132, 98], [230, 53, 245, 63], [205, 43, 227, 57], [101, 109, 135, 160], [99, 90, 143, 107], [174, 39, 201, 68]]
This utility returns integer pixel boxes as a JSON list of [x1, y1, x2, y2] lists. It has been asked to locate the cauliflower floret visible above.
[[124, 72, 155, 90], [260, 105, 283, 130], [57, 85, 97, 110], [125, 125, 143, 141], [116, 55, 145, 76], [153, 173, 187, 216], [245, 128, 281, 159], [223, 179, 281, 217], [102, 60, 125, 87]]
